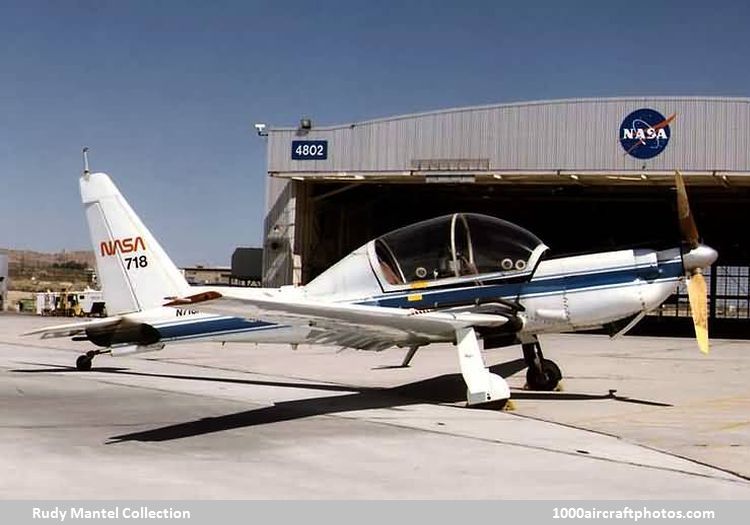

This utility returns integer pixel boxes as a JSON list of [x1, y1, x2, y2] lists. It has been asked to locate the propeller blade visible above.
[[686, 272, 709, 354], [675, 170, 700, 248]]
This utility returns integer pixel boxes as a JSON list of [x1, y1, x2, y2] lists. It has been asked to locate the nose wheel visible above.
[[522, 341, 562, 391]]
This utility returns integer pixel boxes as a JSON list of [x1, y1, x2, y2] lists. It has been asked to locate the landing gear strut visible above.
[[522, 340, 562, 391], [455, 327, 510, 408], [400, 345, 420, 367], [75, 350, 105, 371]]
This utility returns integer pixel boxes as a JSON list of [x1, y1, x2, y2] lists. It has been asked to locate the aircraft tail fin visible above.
[[80, 172, 190, 315]]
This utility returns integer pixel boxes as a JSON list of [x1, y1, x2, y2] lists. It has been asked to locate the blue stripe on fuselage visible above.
[[363, 259, 684, 309], [153, 316, 278, 341]]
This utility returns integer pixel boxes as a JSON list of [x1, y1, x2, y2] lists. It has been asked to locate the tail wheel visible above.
[[75, 355, 93, 371], [526, 359, 561, 391]]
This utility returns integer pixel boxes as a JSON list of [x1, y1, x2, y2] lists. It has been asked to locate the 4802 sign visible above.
[[291, 140, 327, 160]]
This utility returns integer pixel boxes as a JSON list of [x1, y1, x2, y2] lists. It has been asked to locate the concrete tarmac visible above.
[[1, 313, 749, 499]]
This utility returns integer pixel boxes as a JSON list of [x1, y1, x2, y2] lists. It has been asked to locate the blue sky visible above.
[[1, 0, 748, 265]]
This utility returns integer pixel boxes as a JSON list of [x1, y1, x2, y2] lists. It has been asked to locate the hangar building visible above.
[[260, 97, 750, 336]]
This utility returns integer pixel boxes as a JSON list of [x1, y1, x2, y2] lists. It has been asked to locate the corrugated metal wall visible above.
[[262, 97, 750, 287], [267, 97, 750, 174]]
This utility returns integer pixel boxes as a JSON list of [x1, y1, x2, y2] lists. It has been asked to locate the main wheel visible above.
[[526, 359, 561, 391], [75, 354, 93, 371]]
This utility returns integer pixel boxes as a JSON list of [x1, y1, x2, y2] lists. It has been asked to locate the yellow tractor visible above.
[[53, 290, 83, 317]]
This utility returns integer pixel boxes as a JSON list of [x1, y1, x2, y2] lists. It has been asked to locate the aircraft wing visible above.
[[167, 292, 514, 351], [22, 316, 123, 339]]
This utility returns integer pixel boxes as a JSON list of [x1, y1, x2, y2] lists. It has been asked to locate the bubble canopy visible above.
[[372, 213, 547, 286]]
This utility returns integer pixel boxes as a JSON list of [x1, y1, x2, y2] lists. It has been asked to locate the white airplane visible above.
[[27, 160, 717, 408]]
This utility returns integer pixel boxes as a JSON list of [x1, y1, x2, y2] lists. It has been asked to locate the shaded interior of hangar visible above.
[[292, 180, 750, 338]]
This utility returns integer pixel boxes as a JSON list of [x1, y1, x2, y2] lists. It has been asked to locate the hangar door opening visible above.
[[287, 180, 750, 339]]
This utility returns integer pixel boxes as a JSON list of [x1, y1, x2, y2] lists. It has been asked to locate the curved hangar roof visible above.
[[266, 97, 750, 185]]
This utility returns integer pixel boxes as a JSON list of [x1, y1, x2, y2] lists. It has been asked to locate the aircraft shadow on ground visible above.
[[10, 358, 670, 444], [12, 364, 130, 373]]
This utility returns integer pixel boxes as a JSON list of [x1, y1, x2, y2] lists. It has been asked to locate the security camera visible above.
[[254, 123, 267, 136]]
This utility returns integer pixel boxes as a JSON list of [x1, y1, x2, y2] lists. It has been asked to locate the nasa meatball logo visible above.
[[619, 108, 675, 159]]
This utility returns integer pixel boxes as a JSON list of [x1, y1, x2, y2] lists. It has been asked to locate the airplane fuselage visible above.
[[108, 246, 684, 352]]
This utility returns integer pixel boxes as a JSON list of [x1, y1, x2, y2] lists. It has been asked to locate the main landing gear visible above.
[[75, 349, 108, 371], [522, 340, 562, 391], [455, 327, 510, 408]]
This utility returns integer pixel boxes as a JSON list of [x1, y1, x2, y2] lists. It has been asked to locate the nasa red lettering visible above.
[[100, 236, 147, 257]]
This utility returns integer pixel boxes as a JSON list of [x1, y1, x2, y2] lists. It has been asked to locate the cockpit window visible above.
[[372, 213, 546, 285]]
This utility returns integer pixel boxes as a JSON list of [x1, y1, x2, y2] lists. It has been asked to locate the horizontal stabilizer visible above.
[[22, 317, 124, 339]]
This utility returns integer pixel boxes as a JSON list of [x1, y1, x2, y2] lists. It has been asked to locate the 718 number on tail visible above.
[[124, 255, 148, 270]]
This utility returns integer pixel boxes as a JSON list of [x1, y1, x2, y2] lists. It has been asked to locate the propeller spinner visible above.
[[675, 170, 718, 354]]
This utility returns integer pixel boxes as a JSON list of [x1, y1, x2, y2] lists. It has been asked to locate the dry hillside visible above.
[[1, 248, 96, 292]]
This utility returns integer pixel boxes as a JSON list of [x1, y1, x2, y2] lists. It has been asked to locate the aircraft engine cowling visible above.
[[85, 321, 161, 348]]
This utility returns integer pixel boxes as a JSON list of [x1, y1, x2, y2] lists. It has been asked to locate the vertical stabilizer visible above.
[[80, 172, 190, 315]]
